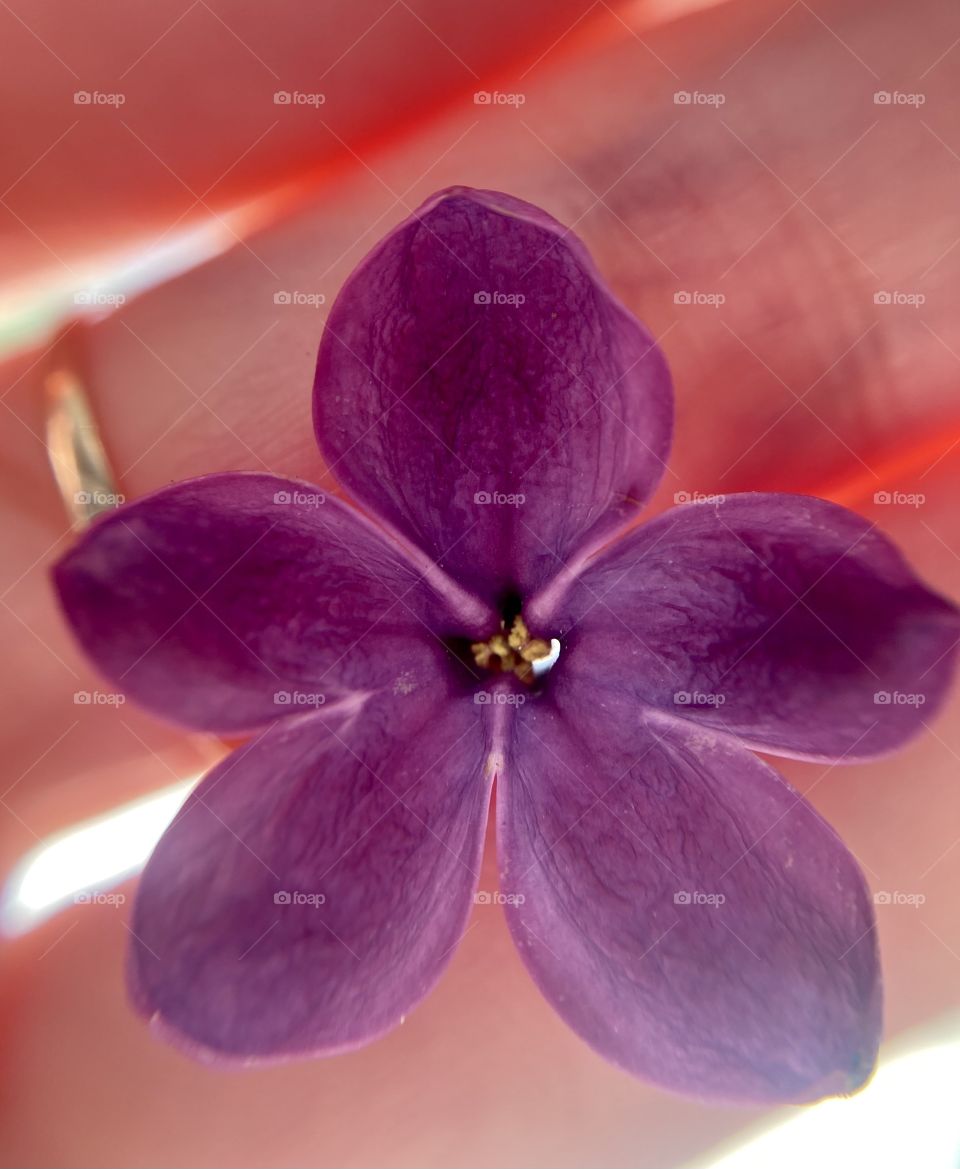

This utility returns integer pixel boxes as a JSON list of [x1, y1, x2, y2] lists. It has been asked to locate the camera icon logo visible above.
[[274, 891, 292, 904], [674, 891, 691, 904]]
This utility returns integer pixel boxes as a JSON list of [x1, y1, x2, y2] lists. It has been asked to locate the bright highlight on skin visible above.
[[49, 187, 959, 1102], [1, 780, 194, 936], [697, 1026, 960, 1169]]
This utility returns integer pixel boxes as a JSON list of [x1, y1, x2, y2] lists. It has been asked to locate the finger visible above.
[[0, 0, 648, 291]]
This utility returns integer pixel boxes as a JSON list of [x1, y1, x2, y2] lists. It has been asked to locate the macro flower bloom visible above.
[[54, 187, 958, 1103]]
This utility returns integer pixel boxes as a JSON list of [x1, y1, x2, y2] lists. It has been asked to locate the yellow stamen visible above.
[[471, 615, 553, 684], [520, 638, 551, 662], [471, 642, 494, 669], [489, 633, 510, 657], [507, 616, 529, 650]]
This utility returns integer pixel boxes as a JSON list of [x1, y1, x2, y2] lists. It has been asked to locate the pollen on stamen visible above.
[[471, 615, 554, 684]]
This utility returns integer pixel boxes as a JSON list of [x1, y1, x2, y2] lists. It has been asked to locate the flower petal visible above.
[[129, 685, 490, 1060], [54, 472, 491, 734], [498, 681, 881, 1103], [313, 186, 672, 605], [534, 493, 959, 761]]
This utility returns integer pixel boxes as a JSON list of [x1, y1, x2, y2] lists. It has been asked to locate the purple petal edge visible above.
[[532, 492, 959, 763], [53, 471, 493, 734], [313, 186, 673, 605], [498, 680, 882, 1104], [129, 691, 491, 1062]]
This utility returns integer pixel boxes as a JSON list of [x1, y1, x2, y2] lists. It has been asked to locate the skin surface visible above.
[[2, 0, 960, 1164]]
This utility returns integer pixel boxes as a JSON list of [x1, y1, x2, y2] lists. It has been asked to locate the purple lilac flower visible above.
[[54, 187, 958, 1103]]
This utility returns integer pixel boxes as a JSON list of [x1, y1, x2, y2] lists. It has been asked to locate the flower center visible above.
[[471, 615, 553, 685]]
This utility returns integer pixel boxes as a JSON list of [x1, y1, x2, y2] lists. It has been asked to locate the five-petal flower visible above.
[[54, 187, 959, 1103]]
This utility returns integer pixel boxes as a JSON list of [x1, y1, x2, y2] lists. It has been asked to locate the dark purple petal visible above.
[[533, 493, 959, 761], [498, 679, 881, 1103], [54, 472, 492, 734], [129, 685, 490, 1060], [313, 186, 672, 606]]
